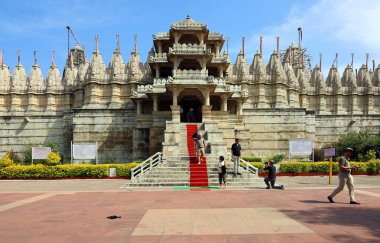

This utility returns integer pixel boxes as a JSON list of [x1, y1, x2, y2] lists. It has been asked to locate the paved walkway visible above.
[[0, 175, 379, 242]]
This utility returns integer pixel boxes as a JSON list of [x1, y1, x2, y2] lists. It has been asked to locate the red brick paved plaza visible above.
[[0, 177, 379, 243]]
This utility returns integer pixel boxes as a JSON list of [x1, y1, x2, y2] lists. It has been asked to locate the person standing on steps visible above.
[[196, 134, 205, 164], [327, 148, 360, 205], [180, 107, 184, 122], [218, 156, 227, 188], [188, 108, 195, 122], [192, 131, 199, 151], [263, 161, 284, 190], [231, 138, 242, 177]]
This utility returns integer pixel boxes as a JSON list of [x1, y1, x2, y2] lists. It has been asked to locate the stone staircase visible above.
[[123, 122, 261, 189]]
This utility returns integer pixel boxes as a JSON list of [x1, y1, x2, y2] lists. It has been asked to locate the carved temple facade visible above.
[[0, 16, 379, 162]]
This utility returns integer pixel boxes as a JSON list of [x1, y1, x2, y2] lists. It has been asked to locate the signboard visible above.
[[73, 144, 97, 160], [289, 140, 313, 155], [32, 147, 51, 160], [324, 147, 336, 157]]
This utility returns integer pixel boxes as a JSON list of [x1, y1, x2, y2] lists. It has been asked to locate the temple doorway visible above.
[[179, 96, 203, 123]]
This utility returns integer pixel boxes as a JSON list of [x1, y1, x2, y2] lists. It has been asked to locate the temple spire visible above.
[[17, 50, 20, 66], [95, 34, 99, 54], [51, 50, 56, 68], [351, 53, 354, 67], [116, 34, 120, 51], [259, 36, 263, 54], [133, 34, 137, 53], [33, 50, 38, 65], [242, 37, 245, 57], [70, 52, 74, 69], [276, 37, 280, 54]]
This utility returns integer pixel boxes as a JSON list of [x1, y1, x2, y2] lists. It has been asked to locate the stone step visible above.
[[124, 182, 189, 188]]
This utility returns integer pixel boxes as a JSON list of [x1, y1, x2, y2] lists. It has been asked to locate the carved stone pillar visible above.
[[257, 83, 268, 108], [158, 43, 162, 54], [318, 93, 326, 114], [135, 100, 141, 115], [221, 95, 228, 111], [288, 88, 300, 108], [201, 89, 210, 106], [197, 33, 204, 45], [218, 67, 223, 78], [350, 93, 358, 114], [335, 94, 346, 114], [109, 84, 121, 108], [237, 100, 242, 115], [367, 92, 375, 114], [215, 43, 220, 55], [201, 58, 207, 72], [174, 33, 180, 44], [170, 105, 180, 122], [46, 94, 56, 112], [155, 64, 160, 78], [275, 83, 288, 108], [152, 94, 158, 112], [27, 93, 37, 112]]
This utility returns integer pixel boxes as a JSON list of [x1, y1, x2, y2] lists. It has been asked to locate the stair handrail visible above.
[[131, 152, 163, 181], [229, 155, 259, 176]]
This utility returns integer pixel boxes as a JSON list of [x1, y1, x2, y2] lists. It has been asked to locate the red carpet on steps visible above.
[[186, 124, 209, 187]]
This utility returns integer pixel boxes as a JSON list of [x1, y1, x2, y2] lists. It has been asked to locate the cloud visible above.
[[250, 0, 380, 71], [0, 0, 115, 36]]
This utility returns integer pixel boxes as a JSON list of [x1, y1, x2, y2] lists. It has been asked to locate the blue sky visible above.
[[1, 0, 379, 77]]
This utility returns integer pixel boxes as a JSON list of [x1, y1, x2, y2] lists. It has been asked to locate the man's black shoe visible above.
[[266, 187, 271, 189], [350, 201, 361, 205], [327, 196, 335, 203]]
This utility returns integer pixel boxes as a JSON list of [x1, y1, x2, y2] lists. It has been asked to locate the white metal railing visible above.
[[131, 152, 163, 181], [229, 155, 259, 176]]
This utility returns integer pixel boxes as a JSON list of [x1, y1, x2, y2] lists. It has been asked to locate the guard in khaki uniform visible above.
[[328, 148, 360, 205]]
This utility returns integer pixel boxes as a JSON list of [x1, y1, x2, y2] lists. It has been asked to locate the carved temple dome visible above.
[[171, 15, 207, 31]]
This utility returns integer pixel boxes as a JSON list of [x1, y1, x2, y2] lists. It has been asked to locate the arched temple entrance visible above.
[[178, 90, 203, 123]]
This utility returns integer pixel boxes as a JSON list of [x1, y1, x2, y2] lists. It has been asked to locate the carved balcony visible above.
[[169, 43, 211, 56], [153, 32, 170, 40], [211, 53, 230, 63], [148, 53, 168, 63]]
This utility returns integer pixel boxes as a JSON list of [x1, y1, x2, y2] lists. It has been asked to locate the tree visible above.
[[336, 129, 380, 161]]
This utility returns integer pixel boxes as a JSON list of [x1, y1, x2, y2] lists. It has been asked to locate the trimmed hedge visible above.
[[0, 163, 140, 179], [248, 160, 380, 174], [242, 156, 262, 162]]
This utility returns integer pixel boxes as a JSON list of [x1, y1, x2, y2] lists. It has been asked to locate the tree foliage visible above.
[[336, 129, 380, 161]]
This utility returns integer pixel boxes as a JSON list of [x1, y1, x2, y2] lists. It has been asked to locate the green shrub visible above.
[[269, 161, 380, 174], [264, 154, 285, 163], [336, 129, 380, 161], [0, 152, 15, 168], [46, 152, 61, 166], [367, 159, 380, 173], [242, 156, 262, 162], [0, 162, 141, 179], [21, 142, 60, 164]]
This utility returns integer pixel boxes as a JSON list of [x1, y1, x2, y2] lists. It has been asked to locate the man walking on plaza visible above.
[[328, 148, 360, 205], [231, 138, 242, 177]]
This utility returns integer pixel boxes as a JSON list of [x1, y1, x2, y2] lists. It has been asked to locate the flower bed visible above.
[[251, 160, 380, 176], [0, 163, 140, 179]]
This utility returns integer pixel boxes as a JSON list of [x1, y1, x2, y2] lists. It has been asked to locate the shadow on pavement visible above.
[[299, 200, 331, 204], [282, 206, 380, 241]]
